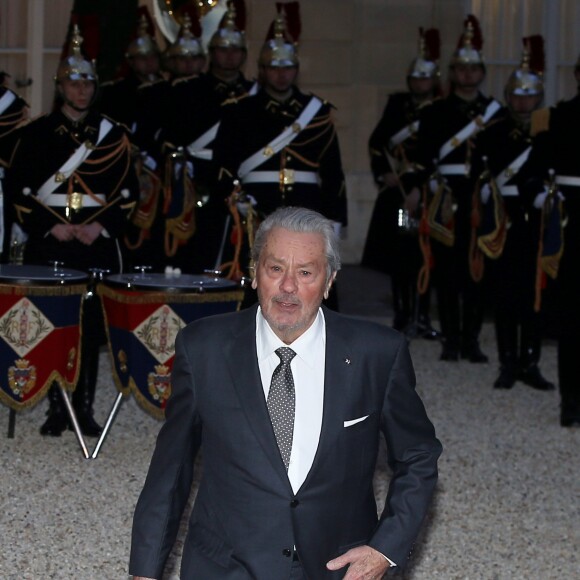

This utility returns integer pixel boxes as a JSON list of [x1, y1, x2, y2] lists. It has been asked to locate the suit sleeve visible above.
[[368, 336, 442, 566], [129, 329, 202, 578]]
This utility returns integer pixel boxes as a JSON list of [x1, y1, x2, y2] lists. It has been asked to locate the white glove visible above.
[[480, 183, 491, 204], [430, 177, 445, 194], [174, 161, 194, 179], [142, 153, 157, 171], [11, 223, 28, 245], [236, 195, 257, 217], [534, 186, 564, 209]]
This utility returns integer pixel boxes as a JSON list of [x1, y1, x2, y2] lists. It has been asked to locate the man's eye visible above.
[[300, 270, 311, 277]]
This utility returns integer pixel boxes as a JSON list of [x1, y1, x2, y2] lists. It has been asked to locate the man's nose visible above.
[[280, 271, 298, 293]]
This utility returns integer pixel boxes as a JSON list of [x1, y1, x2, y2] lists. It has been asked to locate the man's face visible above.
[[408, 76, 436, 98], [171, 55, 206, 78], [452, 63, 485, 89], [59, 78, 95, 111], [253, 227, 333, 344], [131, 54, 160, 80], [211, 46, 246, 72], [507, 93, 542, 121], [262, 65, 298, 95]]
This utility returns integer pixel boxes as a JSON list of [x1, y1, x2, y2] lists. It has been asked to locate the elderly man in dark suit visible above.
[[129, 206, 442, 579]]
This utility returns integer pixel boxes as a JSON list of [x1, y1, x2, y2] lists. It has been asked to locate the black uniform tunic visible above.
[[213, 86, 347, 226], [6, 109, 138, 273]]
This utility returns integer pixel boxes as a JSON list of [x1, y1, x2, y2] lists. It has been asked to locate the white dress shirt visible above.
[[256, 307, 325, 494]]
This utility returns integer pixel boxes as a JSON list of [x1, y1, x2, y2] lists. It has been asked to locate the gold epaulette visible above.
[[308, 92, 333, 109], [172, 75, 198, 87], [531, 108, 550, 137], [221, 93, 250, 107], [100, 79, 120, 88], [102, 114, 130, 133], [418, 95, 441, 110], [138, 78, 165, 91]]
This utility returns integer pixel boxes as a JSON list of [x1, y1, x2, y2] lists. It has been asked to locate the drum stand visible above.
[[58, 384, 90, 459], [90, 392, 124, 459]]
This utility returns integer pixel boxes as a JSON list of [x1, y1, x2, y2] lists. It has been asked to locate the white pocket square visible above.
[[343, 415, 369, 428]]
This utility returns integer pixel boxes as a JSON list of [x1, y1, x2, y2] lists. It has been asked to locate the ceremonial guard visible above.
[[0, 72, 28, 261], [213, 6, 347, 256], [98, 11, 162, 132], [156, 1, 255, 274], [5, 27, 138, 436], [472, 37, 554, 391], [363, 28, 440, 337], [124, 12, 207, 272], [413, 16, 501, 361], [518, 55, 580, 427]]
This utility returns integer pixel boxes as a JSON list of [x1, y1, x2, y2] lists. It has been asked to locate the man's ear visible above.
[[323, 272, 337, 300], [251, 277, 257, 290]]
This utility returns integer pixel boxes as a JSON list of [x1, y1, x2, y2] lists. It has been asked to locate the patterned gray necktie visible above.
[[267, 347, 296, 470]]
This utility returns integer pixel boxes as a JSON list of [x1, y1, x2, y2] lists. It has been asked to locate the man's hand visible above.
[[403, 187, 421, 214], [74, 222, 103, 245], [50, 224, 76, 242], [326, 545, 390, 579], [382, 172, 399, 188]]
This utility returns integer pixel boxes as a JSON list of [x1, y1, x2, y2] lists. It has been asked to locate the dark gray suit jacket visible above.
[[130, 305, 441, 579]]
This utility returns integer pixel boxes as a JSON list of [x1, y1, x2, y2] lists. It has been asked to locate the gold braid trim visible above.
[[0, 283, 87, 297], [97, 283, 243, 305], [0, 368, 79, 411]]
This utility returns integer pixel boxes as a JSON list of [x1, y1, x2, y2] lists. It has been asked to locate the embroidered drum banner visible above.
[[99, 273, 243, 419], [0, 265, 86, 411]]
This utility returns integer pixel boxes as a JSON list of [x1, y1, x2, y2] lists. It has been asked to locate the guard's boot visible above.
[[391, 278, 410, 331], [519, 329, 555, 391], [40, 384, 68, 436], [493, 318, 518, 388], [461, 301, 488, 363], [460, 339, 489, 363], [72, 347, 102, 437], [493, 364, 517, 389], [416, 289, 441, 340], [440, 338, 460, 361]]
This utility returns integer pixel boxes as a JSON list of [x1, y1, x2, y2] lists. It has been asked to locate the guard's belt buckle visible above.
[[67, 191, 83, 212], [55, 172, 66, 183], [281, 168, 295, 185]]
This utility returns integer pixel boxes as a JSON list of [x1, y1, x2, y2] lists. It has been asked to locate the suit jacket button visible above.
[[290, 500, 299, 508], [282, 548, 292, 557]]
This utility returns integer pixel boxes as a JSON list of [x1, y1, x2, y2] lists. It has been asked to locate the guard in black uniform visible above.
[[518, 55, 580, 427], [98, 12, 162, 132], [124, 12, 207, 273], [5, 27, 138, 436], [153, 5, 254, 274], [0, 72, 28, 261], [214, 11, 347, 234], [413, 16, 501, 362], [473, 37, 554, 391], [363, 28, 440, 337]]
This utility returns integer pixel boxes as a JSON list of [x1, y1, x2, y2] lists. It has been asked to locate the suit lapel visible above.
[[299, 308, 355, 491], [223, 306, 292, 491]]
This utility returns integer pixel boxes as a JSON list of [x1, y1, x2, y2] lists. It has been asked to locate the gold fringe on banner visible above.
[[0, 283, 87, 297], [97, 284, 243, 305]]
